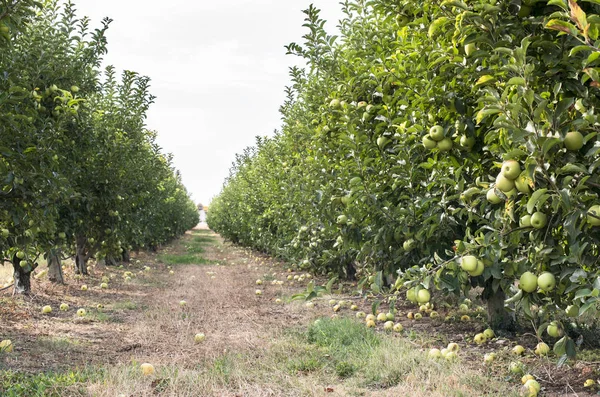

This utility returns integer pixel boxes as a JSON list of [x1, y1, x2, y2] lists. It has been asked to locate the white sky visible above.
[[74, 1, 345, 206]]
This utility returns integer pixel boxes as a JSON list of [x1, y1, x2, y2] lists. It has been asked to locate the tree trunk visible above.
[[12, 256, 31, 295], [105, 256, 118, 266], [484, 287, 516, 332], [122, 249, 130, 263], [75, 234, 88, 275], [47, 249, 64, 283]]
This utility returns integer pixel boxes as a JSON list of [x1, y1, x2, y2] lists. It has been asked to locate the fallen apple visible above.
[[194, 333, 206, 343], [383, 321, 394, 331], [393, 323, 403, 332], [513, 345, 525, 355], [356, 311, 366, 318], [474, 333, 486, 345], [60, 303, 69, 311], [77, 308, 86, 317], [483, 328, 495, 339], [42, 305, 52, 314], [534, 342, 550, 356], [140, 363, 154, 376], [255, 289, 262, 296], [429, 348, 442, 359], [0, 340, 13, 352]]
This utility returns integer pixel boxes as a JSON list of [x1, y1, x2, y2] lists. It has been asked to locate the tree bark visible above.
[[12, 256, 31, 295], [122, 249, 130, 263], [47, 248, 64, 283], [75, 234, 88, 275], [484, 287, 516, 332]]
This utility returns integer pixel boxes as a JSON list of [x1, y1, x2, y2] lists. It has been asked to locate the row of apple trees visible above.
[[209, 0, 600, 347], [0, 0, 199, 294]]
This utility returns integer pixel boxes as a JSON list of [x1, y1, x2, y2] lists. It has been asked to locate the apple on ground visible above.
[[60, 303, 69, 311], [513, 345, 525, 355], [365, 314, 376, 322], [366, 320, 376, 328], [194, 333, 206, 343], [534, 342, 550, 356], [356, 311, 366, 318], [306, 302, 315, 309], [0, 340, 13, 352], [393, 323, 403, 332], [377, 313, 387, 322], [140, 363, 154, 375], [429, 348, 442, 358], [383, 321, 394, 331], [42, 305, 52, 314], [77, 308, 86, 317], [474, 333, 486, 345]]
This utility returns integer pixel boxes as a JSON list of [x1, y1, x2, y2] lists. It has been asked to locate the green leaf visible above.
[[506, 77, 526, 86], [325, 276, 338, 293], [527, 188, 548, 214], [475, 75, 496, 86], [428, 17, 449, 38], [476, 107, 502, 124], [371, 300, 381, 315], [558, 164, 588, 175]]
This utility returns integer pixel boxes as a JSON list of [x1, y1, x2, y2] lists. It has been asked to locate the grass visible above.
[[156, 232, 217, 265], [0, 370, 93, 397], [19, 317, 520, 396]]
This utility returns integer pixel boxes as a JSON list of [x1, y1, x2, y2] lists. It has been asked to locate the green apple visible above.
[[459, 135, 475, 149], [587, 205, 600, 226], [537, 272, 556, 292], [0, 339, 13, 353], [80, 285, 88, 291], [406, 288, 417, 303], [534, 342, 550, 356], [429, 311, 439, 318], [474, 333, 486, 345], [365, 314, 376, 322], [350, 304, 359, 311], [487, 189, 503, 204], [547, 322, 562, 338], [429, 348, 442, 358], [414, 312, 422, 320], [584, 379, 596, 388], [524, 379, 541, 394], [515, 175, 531, 194], [77, 308, 86, 317], [469, 260, 485, 277], [509, 361, 524, 374], [255, 289, 262, 296], [422, 135, 437, 149], [513, 345, 525, 355], [386, 312, 394, 321], [464, 43, 476, 57], [437, 137, 453, 152], [483, 328, 495, 339], [447, 342, 459, 352], [383, 321, 394, 331], [519, 272, 538, 293], [496, 174, 515, 192], [530, 212, 547, 229], [140, 363, 154, 376], [429, 125, 445, 141], [459, 303, 469, 312], [501, 160, 521, 180], [522, 374, 535, 384], [71, 85, 80, 93], [520, 215, 531, 227], [445, 351, 458, 361], [377, 313, 388, 322], [564, 131, 584, 151], [329, 98, 340, 108], [336, 215, 348, 225], [484, 352, 496, 364], [565, 305, 579, 317], [377, 136, 390, 149], [305, 302, 315, 309], [179, 300, 187, 306], [366, 319, 376, 328], [416, 289, 430, 303], [194, 333, 206, 343], [329, 299, 337, 306], [16, 251, 25, 259], [461, 255, 478, 272], [42, 305, 52, 314], [403, 239, 416, 251], [356, 311, 366, 319], [60, 303, 69, 311], [100, 282, 108, 289]]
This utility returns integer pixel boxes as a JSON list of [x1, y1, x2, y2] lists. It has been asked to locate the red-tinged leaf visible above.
[[569, 0, 588, 33], [546, 19, 579, 36], [325, 387, 334, 393]]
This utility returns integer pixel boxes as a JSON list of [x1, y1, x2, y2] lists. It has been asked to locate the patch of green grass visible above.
[[0, 370, 94, 397], [157, 254, 212, 265], [35, 337, 79, 351]]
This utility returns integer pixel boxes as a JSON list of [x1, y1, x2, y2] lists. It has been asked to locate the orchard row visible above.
[[208, 0, 600, 359], [0, 0, 198, 294]]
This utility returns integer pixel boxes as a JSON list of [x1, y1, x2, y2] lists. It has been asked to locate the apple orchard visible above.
[[0, 1, 199, 294], [208, 0, 600, 361]]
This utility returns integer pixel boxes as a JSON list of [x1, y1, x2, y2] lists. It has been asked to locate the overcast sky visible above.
[[74, 1, 345, 206]]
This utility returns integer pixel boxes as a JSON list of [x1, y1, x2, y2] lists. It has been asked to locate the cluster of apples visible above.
[[486, 160, 532, 204], [428, 342, 460, 361], [518, 271, 555, 293], [360, 311, 404, 333], [422, 125, 454, 152], [40, 303, 86, 317]]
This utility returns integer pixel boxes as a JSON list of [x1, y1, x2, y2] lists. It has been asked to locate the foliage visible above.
[[208, 0, 600, 355], [0, 0, 198, 291]]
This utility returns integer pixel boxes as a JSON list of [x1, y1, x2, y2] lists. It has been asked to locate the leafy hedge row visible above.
[[1, 0, 199, 293], [209, 0, 600, 339]]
